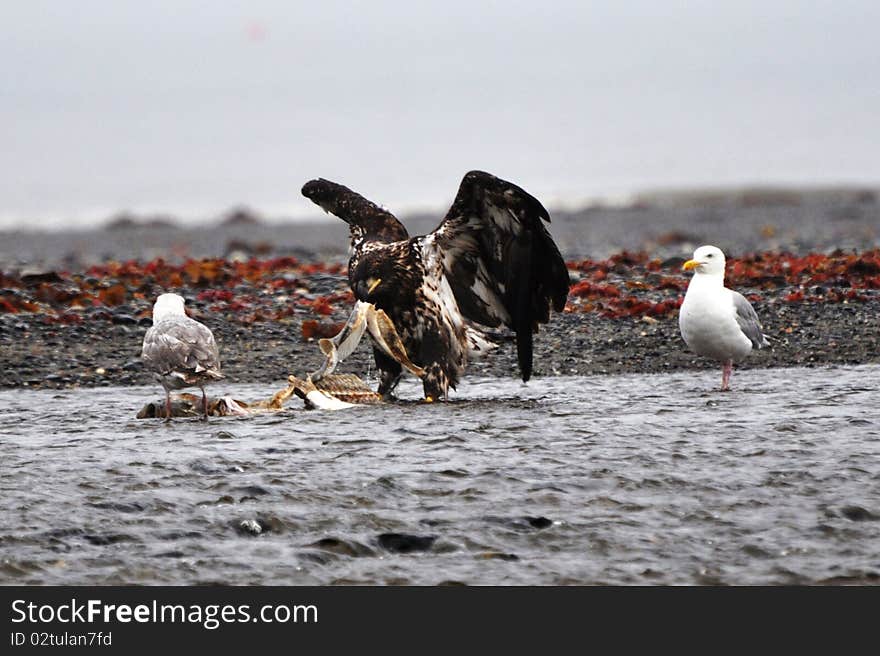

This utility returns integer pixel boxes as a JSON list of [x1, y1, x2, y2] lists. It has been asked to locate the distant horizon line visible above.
[[1, 180, 877, 232]]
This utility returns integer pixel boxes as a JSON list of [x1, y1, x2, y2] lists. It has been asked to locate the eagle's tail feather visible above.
[[517, 331, 533, 383], [512, 232, 534, 382]]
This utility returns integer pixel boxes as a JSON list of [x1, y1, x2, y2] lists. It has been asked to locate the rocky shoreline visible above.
[[1, 247, 878, 391]]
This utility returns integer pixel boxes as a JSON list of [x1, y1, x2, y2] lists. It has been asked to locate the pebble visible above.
[[237, 519, 263, 536], [308, 538, 375, 557], [376, 533, 437, 553], [840, 505, 878, 522]]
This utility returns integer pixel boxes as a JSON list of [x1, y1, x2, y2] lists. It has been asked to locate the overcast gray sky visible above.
[[1, 1, 878, 227]]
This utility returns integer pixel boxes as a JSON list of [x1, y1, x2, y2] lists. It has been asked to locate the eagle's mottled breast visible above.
[[348, 236, 468, 388]]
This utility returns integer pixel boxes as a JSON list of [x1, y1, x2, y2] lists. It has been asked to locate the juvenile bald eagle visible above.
[[301, 170, 569, 401]]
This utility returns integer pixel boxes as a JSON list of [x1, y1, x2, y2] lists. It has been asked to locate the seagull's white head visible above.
[[683, 245, 726, 277], [152, 293, 187, 323]]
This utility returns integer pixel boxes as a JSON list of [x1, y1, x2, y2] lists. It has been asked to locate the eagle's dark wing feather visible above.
[[301, 178, 409, 242], [428, 170, 569, 381]]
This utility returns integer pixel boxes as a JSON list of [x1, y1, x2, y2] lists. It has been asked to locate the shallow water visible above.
[[1, 366, 879, 585]]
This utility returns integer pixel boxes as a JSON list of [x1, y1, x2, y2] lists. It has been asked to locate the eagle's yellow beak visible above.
[[682, 259, 701, 271], [367, 277, 382, 294]]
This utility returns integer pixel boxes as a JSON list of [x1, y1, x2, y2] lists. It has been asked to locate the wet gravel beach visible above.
[[0, 294, 878, 391], [1, 196, 879, 390], [1, 195, 879, 585]]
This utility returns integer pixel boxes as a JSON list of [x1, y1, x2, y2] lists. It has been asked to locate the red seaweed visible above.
[[1, 251, 877, 323]]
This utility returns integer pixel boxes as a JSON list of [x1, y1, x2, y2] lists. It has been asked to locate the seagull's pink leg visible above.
[[721, 359, 733, 391], [165, 389, 172, 423]]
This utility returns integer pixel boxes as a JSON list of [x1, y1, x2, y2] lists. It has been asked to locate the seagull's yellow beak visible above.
[[367, 277, 382, 294], [682, 259, 701, 271]]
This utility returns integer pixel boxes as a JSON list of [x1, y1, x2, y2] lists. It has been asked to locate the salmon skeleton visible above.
[[137, 301, 422, 416]]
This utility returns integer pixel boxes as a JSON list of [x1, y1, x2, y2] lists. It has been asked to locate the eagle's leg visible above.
[[164, 389, 172, 423], [421, 363, 449, 402], [373, 348, 402, 399]]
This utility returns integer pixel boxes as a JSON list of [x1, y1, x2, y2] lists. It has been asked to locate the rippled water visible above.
[[1, 366, 879, 585]]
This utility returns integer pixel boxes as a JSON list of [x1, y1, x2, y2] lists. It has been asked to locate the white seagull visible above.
[[141, 293, 224, 421], [679, 245, 769, 391]]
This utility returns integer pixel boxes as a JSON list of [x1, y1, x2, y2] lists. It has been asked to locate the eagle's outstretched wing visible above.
[[427, 170, 569, 381], [301, 178, 409, 243]]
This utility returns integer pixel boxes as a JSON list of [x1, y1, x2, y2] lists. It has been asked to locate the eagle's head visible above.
[[352, 275, 384, 303], [349, 248, 416, 306]]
